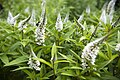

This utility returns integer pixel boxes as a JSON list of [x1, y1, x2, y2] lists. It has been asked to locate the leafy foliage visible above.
[[0, 0, 120, 80]]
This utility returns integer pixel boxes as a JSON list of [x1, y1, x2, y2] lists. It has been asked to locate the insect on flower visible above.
[[7, 11, 20, 26]]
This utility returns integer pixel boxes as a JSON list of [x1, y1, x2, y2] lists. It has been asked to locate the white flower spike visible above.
[[35, 0, 47, 45], [35, 27, 45, 45], [29, 9, 36, 26], [107, 0, 116, 14], [107, 0, 116, 23], [81, 37, 104, 69], [56, 13, 63, 32], [100, 10, 107, 24], [27, 49, 40, 71], [7, 11, 20, 26]]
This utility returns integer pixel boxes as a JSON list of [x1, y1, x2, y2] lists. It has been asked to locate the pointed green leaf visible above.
[[0, 54, 9, 64], [8, 41, 21, 51], [118, 30, 120, 43], [69, 49, 81, 61], [63, 28, 75, 40], [12, 67, 32, 71], [105, 42, 112, 59], [34, 58, 53, 68], [98, 51, 109, 60], [4, 56, 27, 66], [58, 52, 76, 63], [51, 43, 57, 62]]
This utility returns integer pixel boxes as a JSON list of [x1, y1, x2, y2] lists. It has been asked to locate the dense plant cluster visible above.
[[0, 0, 120, 80]]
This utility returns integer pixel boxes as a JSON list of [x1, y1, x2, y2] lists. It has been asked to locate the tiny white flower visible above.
[[64, 13, 69, 23], [86, 6, 90, 15], [24, 7, 29, 13], [56, 13, 63, 32], [100, 10, 107, 24], [7, 11, 20, 26], [41, 0, 46, 18], [77, 13, 84, 23], [29, 9, 36, 26], [18, 15, 31, 31], [115, 43, 120, 51]]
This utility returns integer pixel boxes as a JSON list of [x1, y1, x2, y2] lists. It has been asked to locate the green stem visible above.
[[52, 60, 56, 79], [21, 30, 24, 39], [89, 24, 99, 42]]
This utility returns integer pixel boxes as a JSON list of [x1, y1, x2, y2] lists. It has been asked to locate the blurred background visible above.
[[0, 0, 120, 20]]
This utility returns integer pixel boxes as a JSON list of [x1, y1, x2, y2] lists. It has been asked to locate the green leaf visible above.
[[54, 60, 70, 64], [4, 56, 27, 66], [46, 27, 58, 38], [51, 43, 57, 62], [8, 41, 21, 51], [44, 70, 54, 78], [12, 67, 32, 71], [58, 52, 76, 63], [98, 54, 118, 70], [63, 66, 82, 70], [0, 32, 14, 41], [117, 58, 120, 70], [39, 64, 46, 78], [118, 30, 120, 43], [93, 72, 101, 77], [63, 28, 75, 40], [20, 39, 33, 47], [33, 58, 53, 68], [6, 52, 19, 55], [0, 54, 9, 64], [69, 49, 81, 61], [98, 51, 109, 60], [22, 70, 35, 79], [101, 75, 120, 80], [40, 77, 49, 80], [111, 54, 118, 61], [105, 42, 112, 59], [61, 70, 76, 77]]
